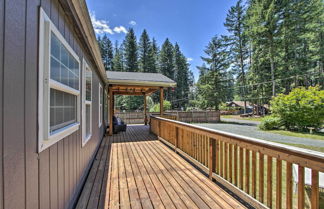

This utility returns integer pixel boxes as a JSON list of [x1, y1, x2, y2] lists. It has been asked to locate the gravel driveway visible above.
[[194, 118, 324, 147]]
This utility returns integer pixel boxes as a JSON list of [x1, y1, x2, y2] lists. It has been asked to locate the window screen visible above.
[[50, 89, 77, 133]]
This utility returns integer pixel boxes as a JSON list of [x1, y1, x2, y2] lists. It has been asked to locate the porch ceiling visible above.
[[111, 85, 159, 96]]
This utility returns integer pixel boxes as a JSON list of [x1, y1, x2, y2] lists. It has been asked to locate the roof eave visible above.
[[108, 79, 177, 87], [63, 0, 108, 83]]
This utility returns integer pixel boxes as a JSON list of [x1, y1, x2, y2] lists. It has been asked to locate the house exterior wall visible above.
[[0, 0, 106, 209]]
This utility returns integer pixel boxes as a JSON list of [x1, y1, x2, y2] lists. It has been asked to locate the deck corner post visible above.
[[144, 93, 148, 125], [160, 87, 164, 116], [109, 85, 113, 136]]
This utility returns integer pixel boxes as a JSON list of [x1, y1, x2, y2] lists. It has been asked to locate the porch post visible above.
[[109, 86, 113, 136], [160, 87, 164, 116], [144, 93, 148, 125]]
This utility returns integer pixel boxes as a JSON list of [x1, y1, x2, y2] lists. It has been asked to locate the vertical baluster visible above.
[[220, 141, 223, 177], [197, 134, 200, 161], [286, 162, 293, 209], [194, 133, 197, 160], [209, 138, 216, 180], [216, 140, 220, 175], [175, 127, 179, 153], [259, 153, 264, 203], [267, 156, 273, 208], [311, 170, 319, 209], [229, 143, 233, 182], [298, 165, 305, 209], [276, 159, 282, 209], [234, 144, 238, 186], [239, 147, 244, 190], [245, 149, 250, 194], [225, 142, 228, 180], [200, 134, 203, 164], [202, 136, 206, 166], [252, 151, 257, 198], [206, 136, 209, 167]]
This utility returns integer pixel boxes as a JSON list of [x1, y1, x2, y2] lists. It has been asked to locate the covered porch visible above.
[[75, 125, 248, 209], [106, 71, 177, 136]]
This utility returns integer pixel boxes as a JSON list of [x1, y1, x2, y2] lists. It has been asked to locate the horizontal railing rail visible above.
[[150, 116, 324, 209]]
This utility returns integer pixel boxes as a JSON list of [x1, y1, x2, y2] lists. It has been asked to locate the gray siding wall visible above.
[[0, 0, 105, 209]]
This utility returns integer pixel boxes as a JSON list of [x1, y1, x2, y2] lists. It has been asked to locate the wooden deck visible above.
[[75, 125, 248, 209]]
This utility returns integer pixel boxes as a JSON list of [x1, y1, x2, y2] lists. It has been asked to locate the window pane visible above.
[[86, 104, 91, 137], [50, 32, 79, 90], [50, 89, 77, 133], [86, 69, 92, 101], [74, 60, 80, 90], [50, 57, 60, 82], [61, 65, 69, 86], [51, 33, 60, 59], [61, 45, 69, 67]]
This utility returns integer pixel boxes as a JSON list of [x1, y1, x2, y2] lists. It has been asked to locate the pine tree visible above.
[[174, 43, 190, 109], [123, 28, 138, 72], [224, 0, 249, 112], [246, 0, 280, 98], [151, 38, 160, 73], [138, 30, 155, 73], [112, 41, 124, 71], [159, 38, 175, 101], [97, 34, 114, 71], [197, 36, 230, 110]]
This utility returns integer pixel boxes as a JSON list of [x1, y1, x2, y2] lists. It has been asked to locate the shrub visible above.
[[270, 86, 324, 131], [259, 116, 282, 130], [149, 100, 171, 112]]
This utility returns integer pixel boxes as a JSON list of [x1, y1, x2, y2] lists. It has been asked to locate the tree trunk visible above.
[[269, 35, 276, 97]]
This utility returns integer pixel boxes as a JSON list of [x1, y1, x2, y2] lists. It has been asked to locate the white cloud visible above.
[[113, 26, 128, 34], [90, 12, 114, 35], [89, 11, 128, 35], [129, 20, 137, 26], [187, 57, 193, 62]]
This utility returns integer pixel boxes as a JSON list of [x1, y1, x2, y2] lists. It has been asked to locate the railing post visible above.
[[209, 138, 216, 180], [298, 166, 305, 209], [286, 162, 293, 209], [311, 170, 319, 209]]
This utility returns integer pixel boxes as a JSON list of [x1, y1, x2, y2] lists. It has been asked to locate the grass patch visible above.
[[266, 130, 324, 141], [221, 115, 263, 122]]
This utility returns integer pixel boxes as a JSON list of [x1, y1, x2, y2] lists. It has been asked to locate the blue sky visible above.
[[86, 0, 237, 80]]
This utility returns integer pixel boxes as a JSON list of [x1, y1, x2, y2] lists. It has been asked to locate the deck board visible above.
[[76, 125, 248, 209]]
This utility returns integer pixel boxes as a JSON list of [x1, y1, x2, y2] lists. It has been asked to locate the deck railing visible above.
[[150, 116, 324, 209]]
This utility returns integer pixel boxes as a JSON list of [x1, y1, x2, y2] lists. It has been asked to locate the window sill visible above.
[[39, 122, 80, 152]]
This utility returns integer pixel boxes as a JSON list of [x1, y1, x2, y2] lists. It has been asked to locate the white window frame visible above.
[[38, 8, 80, 152], [82, 59, 92, 146], [99, 84, 103, 127]]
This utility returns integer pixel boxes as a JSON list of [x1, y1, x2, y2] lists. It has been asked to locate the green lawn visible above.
[[265, 130, 324, 141], [221, 115, 263, 122]]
